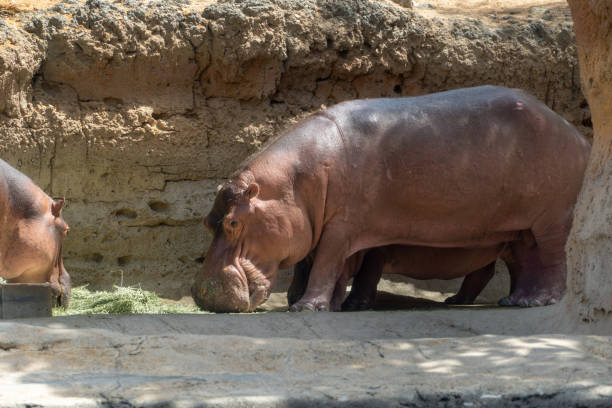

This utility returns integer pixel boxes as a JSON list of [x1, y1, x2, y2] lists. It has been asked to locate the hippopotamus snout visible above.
[[54, 263, 72, 308], [192, 263, 250, 313], [191, 282, 207, 310]]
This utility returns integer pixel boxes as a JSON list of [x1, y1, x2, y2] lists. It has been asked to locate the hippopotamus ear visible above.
[[203, 215, 215, 232], [244, 183, 259, 200], [51, 198, 64, 218]]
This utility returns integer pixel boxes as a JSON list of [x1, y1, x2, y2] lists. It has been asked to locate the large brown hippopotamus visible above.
[[192, 86, 590, 312], [287, 245, 519, 311], [0, 159, 71, 306]]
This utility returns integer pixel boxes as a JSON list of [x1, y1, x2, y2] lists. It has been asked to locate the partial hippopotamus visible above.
[[0, 159, 71, 306], [287, 245, 519, 311], [192, 85, 590, 312]]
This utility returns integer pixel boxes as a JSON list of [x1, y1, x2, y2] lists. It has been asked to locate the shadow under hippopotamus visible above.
[[255, 265, 510, 313]]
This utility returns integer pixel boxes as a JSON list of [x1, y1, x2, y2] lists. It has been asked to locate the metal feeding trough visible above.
[[0, 283, 53, 319]]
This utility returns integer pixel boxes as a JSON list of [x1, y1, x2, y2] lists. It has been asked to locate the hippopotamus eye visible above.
[[224, 217, 239, 230]]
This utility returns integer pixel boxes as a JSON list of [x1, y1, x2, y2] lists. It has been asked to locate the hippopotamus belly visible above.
[[288, 244, 511, 311]]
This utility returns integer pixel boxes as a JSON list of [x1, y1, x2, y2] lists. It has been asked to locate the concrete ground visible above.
[[0, 298, 611, 407]]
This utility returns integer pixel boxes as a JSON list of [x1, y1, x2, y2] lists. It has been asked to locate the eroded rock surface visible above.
[[566, 1, 612, 323], [0, 0, 589, 298]]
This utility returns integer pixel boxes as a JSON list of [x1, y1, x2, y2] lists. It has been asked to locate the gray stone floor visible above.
[[0, 307, 610, 407]]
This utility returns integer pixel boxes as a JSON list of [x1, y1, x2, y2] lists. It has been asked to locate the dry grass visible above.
[[53, 285, 208, 315], [0, 276, 206, 315]]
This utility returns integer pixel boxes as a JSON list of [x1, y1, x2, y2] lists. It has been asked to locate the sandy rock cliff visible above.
[[566, 0, 612, 323], [0, 0, 589, 298]]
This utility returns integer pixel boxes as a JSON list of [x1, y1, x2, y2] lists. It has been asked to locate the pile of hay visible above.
[[54, 286, 206, 316]]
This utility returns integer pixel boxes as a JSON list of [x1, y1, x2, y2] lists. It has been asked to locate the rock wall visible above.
[[566, 0, 612, 323], [0, 0, 589, 298]]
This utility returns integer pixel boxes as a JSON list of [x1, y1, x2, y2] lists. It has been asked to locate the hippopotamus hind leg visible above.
[[499, 224, 569, 307], [444, 262, 496, 305]]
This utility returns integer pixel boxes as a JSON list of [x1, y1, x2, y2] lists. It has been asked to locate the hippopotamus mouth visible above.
[[238, 257, 272, 309], [52, 244, 71, 308], [192, 256, 272, 313]]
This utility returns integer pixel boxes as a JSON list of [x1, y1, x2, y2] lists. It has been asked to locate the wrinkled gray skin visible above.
[[0, 159, 71, 307], [287, 245, 520, 311], [192, 86, 590, 312]]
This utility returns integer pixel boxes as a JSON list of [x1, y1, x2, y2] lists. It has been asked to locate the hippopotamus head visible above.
[[192, 171, 312, 312], [0, 162, 72, 307], [4, 196, 71, 307]]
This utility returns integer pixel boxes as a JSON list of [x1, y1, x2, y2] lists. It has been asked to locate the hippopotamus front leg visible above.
[[289, 228, 348, 312], [287, 250, 358, 312], [289, 251, 364, 311]]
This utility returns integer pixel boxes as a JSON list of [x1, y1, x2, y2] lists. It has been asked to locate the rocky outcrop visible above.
[[0, 0, 588, 298], [566, 1, 612, 323]]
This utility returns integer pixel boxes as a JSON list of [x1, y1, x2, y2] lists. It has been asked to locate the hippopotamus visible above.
[[0, 159, 71, 306], [287, 244, 519, 311], [192, 85, 590, 312]]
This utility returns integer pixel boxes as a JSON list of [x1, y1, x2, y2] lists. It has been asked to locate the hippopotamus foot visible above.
[[341, 284, 377, 311], [289, 298, 330, 312], [497, 263, 565, 307], [498, 287, 563, 307], [341, 295, 375, 311], [499, 230, 567, 307]]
